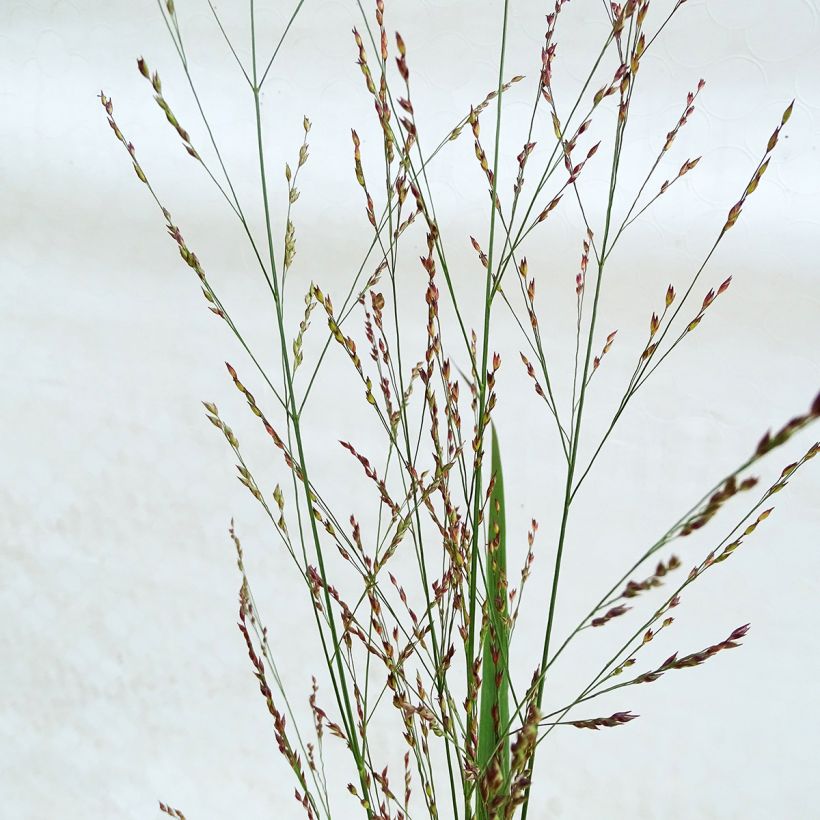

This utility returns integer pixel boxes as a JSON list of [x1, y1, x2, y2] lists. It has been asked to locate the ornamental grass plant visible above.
[[102, 1, 819, 817]]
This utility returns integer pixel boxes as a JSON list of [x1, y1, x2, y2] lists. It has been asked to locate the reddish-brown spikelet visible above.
[[592, 330, 617, 371], [395, 32, 408, 81], [591, 604, 631, 628], [755, 391, 820, 457], [570, 711, 638, 730], [135, 57, 199, 159], [724, 101, 793, 233], [618, 555, 681, 599], [470, 236, 489, 268], [659, 624, 751, 672], [352, 28, 376, 95]]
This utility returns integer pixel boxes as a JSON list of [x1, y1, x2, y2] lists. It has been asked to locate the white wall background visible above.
[[2, 1, 819, 818]]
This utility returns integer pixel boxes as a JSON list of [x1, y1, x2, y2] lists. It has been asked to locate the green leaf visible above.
[[477, 424, 510, 817]]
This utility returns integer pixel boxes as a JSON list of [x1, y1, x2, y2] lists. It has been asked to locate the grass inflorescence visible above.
[[102, 1, 818, 817]]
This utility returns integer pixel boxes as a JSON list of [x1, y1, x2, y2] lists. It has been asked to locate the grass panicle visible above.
[[103, 1, 818, 817]]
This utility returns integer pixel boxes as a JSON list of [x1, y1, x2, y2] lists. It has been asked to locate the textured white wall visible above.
[[2, 1, 819, 818]]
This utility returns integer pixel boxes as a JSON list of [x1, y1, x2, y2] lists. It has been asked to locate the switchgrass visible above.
[[102, 1, 819, 817]]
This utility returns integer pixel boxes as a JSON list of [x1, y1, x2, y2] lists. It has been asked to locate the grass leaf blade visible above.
[[477, 424, 510, 816]]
